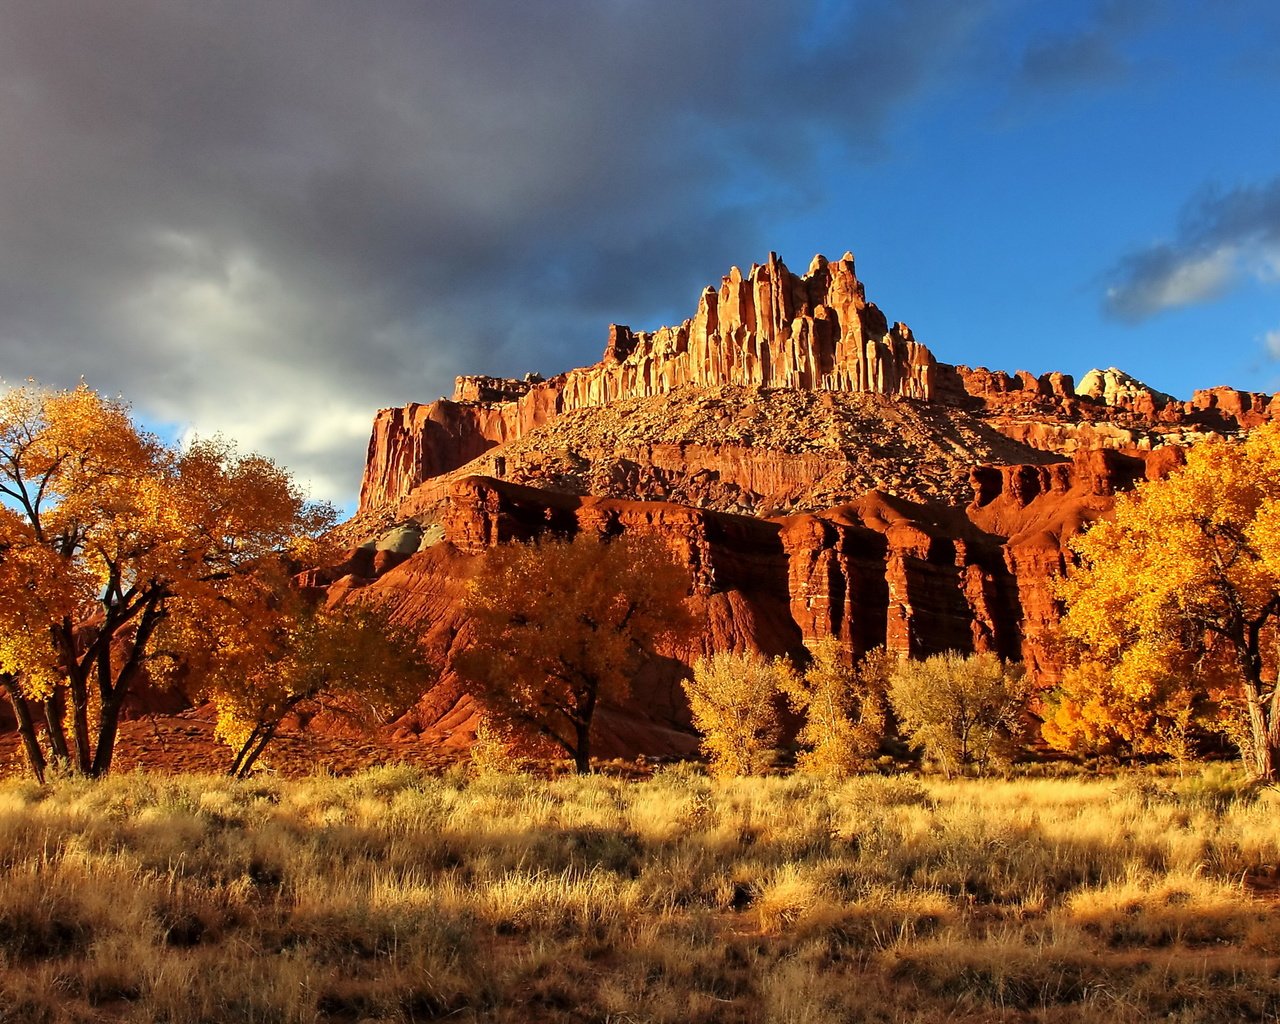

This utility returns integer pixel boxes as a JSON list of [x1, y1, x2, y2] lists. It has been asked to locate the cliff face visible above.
[[325, 447, 1180, 751], [360, 252, 936, 513]]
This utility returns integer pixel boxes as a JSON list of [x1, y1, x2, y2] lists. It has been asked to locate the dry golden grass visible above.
[[0, 764, 1277, 1022]]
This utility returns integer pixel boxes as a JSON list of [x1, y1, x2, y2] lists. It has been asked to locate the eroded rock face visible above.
[[360, 252, 938, 514], [1076, 367, 1175, 415]]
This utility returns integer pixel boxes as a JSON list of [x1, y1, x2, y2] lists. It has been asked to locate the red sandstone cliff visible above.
[[322, 446, 1184, 751]]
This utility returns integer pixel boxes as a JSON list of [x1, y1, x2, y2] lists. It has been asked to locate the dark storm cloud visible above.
[[0, 0, 990, 505], [1103, 177, 1280, 322]]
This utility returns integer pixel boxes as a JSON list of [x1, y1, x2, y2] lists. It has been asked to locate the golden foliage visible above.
[[459, 531, 693, 774], [193, 592, 432, 778], [0, 381, 337, 778], [468, 714, 523, 776], [888, 651, 1029, 777], [778, 640, 887, 777], [1040, 659, 1216, 766], [682, 650, 783, 777], [1057, 423, 1280, 778]]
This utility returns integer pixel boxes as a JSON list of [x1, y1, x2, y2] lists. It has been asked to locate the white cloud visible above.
[[1104, 177, 1280, 322], [1148, 246, 1237, 310], [1105, 245, 1238, 320]]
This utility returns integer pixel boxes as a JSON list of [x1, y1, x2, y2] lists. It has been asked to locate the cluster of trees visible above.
[[0, 383, 431, 782], [1046, 423, 1280, 781], [681, 645, 1027, 779], [454, 534, 1028, 780]]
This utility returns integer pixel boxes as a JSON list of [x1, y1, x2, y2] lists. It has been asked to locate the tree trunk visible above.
[[4, 678, 46, 784], [573, 721, 592, 774], [67, 675, 92, 775], [1265, 676, 1280, 783], [90, 689, 128, 778], [231, 721, 281, 779], [87, 599, 165, 778], [42, 692, 71, 767], [1239, 657, 1275, 781], [573, 686, 598, 775]]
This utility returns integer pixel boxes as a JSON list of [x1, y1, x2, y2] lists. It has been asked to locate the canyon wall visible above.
[[326, 446, 1185, 753]]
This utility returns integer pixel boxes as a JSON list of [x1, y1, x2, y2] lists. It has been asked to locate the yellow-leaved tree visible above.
[[682, 649, 784, 777], [888, 651, 1029, 777], [158, 571, 434, 777], [0, 383, 335, 780], [778, 640, 888, 776], [1039, 658, 1213, 767], [458, 531, 693, 774], [1057, 423, 1280, 780]]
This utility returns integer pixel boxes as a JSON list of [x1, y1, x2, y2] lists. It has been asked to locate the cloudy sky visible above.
[[2, 1, 1278, 510]]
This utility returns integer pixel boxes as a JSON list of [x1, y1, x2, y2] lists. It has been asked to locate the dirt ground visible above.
[[0, 707, 467, 781]]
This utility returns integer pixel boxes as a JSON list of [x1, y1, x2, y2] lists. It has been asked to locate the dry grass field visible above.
[[1, 764, 1278, 1023]]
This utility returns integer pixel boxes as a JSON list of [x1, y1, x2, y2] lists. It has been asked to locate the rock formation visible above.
[[361, 252, 936, 513], [325, 445, 1180, 750]]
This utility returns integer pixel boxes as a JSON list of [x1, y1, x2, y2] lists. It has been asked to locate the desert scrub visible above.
[[0, 766, 1278, 1023]]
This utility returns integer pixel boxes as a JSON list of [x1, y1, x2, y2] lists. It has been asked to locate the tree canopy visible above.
[[778, 640, 887, 777], [171, 583, 432, 778], [458, 531, 692, 774], [0, 382, 335, 779], [1057, 423, 1280, 779]]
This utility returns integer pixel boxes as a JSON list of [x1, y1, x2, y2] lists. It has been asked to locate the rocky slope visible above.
[[374, 385, 1063, 523]]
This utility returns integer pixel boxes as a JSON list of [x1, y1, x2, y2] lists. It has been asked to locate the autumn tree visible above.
[[162, 579, 432, 777], [0, 383, 334, 780], [888, 651, 1029, 777], [1058, 423, 1280, 780], [682, 650, 784, 777], [458, 531, 693, 774], [778, 640, 888, 777], [1040, 658, 1215, 768]]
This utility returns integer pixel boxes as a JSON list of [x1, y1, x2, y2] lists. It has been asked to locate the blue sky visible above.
[[0, 1, 1277, 511]]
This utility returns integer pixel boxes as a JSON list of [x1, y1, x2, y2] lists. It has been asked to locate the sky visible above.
[[1, 1, 1278, 512]]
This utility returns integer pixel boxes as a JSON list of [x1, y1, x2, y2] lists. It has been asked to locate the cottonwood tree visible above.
[[682, 650, 784, 777], [888, 651, 1028, 777], [458, 531, 692, 774], [1040, 658, 1213, 768], [1058, 423, 1280, 780], [779, 640, 888, 777], [0, 383, 334, 780], [167, 582, 432, 778]]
